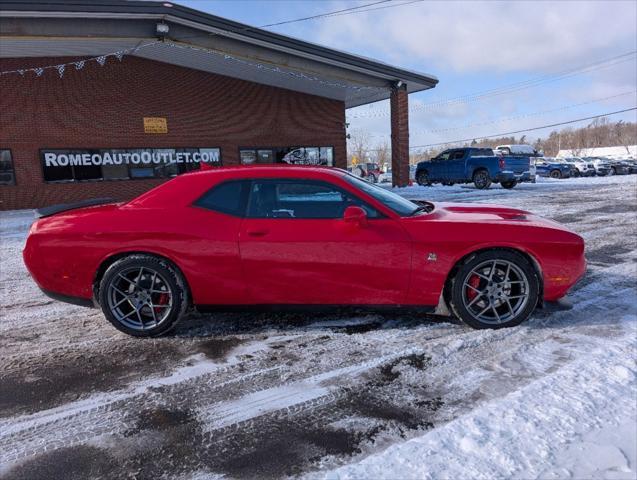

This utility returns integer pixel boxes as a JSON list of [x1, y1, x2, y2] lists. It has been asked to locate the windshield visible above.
[[344, 173, 421, 216]]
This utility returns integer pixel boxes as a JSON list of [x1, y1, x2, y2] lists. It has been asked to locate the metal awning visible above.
[[0, 0, 438, 108]]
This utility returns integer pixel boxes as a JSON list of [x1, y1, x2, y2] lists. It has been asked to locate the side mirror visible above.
[[343, 206, 368, 227]]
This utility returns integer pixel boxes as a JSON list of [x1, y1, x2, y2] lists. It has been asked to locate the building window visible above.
[[40, 148, 221, 183], [239, 146, 334, 166], [240, 150, 257, 165], [0, 150, 16, 185]]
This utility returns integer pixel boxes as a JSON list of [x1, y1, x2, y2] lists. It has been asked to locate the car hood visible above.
[[411, 202, 578, 234], [433, 202, 531, 220]]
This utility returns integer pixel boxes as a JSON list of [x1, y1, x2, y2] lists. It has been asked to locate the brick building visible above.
[[0, 0, 438, 210]]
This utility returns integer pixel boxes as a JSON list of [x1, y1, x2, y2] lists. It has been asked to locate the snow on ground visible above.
[[0, 175, 636, 479]]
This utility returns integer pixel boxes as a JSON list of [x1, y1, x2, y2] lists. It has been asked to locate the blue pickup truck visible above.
[[415, 147, 534, 189]]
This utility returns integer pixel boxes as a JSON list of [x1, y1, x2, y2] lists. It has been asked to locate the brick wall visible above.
[[0, 56, 347, 210], [390, 85, 409, 187]]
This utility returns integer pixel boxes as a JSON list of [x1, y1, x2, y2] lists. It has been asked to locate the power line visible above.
[[313, 0, 425, 20], [349, 51, 637, 118], [369, 91, 636, 137], [260, 0, 393, 27], [175, 0, 424, 41], [405, 107, 637, 150]]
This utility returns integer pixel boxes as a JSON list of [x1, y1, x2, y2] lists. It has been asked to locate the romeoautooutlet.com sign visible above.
[[42, 148, 220, 167], [40, 148, 221, 182]]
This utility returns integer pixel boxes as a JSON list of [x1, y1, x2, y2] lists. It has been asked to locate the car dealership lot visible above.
[[1, 176, 636, 479]]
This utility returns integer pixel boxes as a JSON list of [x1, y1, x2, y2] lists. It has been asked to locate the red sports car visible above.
[[23, 166, 586, 337]]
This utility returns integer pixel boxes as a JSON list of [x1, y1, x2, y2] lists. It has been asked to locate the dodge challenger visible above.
[[23, 166, 586, 337]]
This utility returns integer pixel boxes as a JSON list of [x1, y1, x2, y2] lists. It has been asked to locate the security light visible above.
[[156, 23, 170, 37]]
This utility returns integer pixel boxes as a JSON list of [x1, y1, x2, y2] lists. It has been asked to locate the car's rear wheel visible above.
[[473, 169, 491, 189], [416, 171, 431, 186], [98, 255, 188, 337], [450, 250, 539, 329], [501, 180, 517, 189], [549, 169, 562, 179]]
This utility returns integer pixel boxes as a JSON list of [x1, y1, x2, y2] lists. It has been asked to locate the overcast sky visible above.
[[179, 0, 637, 149]]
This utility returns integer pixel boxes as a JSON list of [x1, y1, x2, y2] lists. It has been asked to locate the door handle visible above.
[[246, 228, 269, 237]]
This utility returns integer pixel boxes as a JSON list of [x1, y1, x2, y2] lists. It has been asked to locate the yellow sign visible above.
[[351, 155, 358, 166], [143, 117, 168, 134]]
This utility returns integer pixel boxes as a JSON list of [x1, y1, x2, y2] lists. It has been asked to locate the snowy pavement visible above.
[[0, 175, 636, 479]]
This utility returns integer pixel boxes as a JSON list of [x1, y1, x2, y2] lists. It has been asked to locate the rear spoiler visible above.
[[35, 198, 116, 218]]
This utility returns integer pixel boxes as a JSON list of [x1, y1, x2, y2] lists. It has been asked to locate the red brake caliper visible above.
[[154, 293, 169, 313], [467, 274, 481, 300]]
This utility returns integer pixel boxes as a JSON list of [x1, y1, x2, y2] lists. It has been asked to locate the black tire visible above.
[[449, 250, 539, 329], [416, 171, 431, 186], [501, 180, 517, 189], [549, 169, 562, 179], [473, 169, 492, 189], [98, 254, 189, 337], [367, 173, 377, 183], [573, 169, 580, 177]]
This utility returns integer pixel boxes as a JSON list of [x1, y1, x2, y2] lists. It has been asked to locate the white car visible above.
[[559, 157, 596, 177], [495, 144, 539, 156], [378, 169, 392, 183], [586, 157, 611, 176], [378, 166, 417, 184]]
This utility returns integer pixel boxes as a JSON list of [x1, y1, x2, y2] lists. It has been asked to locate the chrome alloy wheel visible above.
[[461, 259, 530, 325], [106, 266, 173, 331]]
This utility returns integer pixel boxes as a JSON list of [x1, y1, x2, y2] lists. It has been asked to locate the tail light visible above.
[[498, 158, 505, 170]]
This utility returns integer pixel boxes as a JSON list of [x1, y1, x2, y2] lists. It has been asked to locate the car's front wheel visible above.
[[449, 250, 539, 329], [549, 169, 562, 179], [98, 255, 189, 337]]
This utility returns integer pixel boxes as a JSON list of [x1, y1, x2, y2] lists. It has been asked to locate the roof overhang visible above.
[[0, 0, 438, 108]]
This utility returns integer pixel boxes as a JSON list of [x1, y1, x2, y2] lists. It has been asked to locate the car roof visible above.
[[186, 164, 347, 179], [127, 165, 351, 208]]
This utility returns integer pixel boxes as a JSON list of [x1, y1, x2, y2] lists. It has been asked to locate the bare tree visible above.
[[373, 140, 391, 169], [614, 120, 633, 154], [347, 129, 372, 166]]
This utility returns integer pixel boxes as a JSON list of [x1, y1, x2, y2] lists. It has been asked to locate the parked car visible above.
[[559, 158, 596, 177], [534, 159, 572, 179], [23, 166, 586, 335], [376, 166, 417, 184], [415, 147, 533, 189], [350, 162, 382, 183], [580, 157, 614, 176], [494, 144, 539, 156], [620, 159, 637, 174], [607, 160, 631, 175], [378, 169, 392, 183]]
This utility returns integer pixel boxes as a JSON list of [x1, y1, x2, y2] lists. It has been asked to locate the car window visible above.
[[451, 150, 464, 160], [437, 151, 451, 161], [344, 174, 420, 217], [247, 180, 381, 219], [194, 180, 250, 216]]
